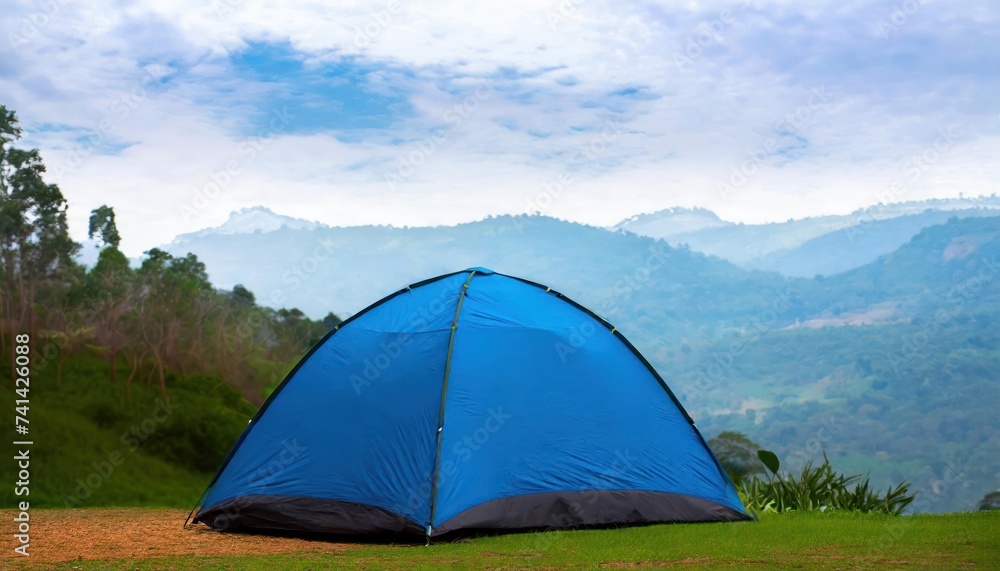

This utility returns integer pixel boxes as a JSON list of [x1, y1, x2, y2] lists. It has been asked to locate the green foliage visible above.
[[143, 374, 253, 473], [978, 491, 1000, 511], [88, 204, 121, 250], [88, 247, 131, 289], [231, 283, 255, 305], [757, 449, 780, 476], [0, 103, 79, 340], [739, 453, 915, 516]]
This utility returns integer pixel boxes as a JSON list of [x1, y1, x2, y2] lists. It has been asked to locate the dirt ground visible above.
[[1, 508, 354, 565]]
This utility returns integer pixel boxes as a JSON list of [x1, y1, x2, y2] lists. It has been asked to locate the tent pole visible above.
[[426, 270, 477, 540]]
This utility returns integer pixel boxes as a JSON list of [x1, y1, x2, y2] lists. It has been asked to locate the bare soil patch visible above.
[[1, 508, 354, 566]]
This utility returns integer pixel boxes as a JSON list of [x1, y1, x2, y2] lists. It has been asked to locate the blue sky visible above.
[[1, 0, 997, 255]]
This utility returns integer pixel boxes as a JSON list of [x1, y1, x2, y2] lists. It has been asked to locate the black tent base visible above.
[[194, 495, 424, 535], [193, 490, 751, 540]]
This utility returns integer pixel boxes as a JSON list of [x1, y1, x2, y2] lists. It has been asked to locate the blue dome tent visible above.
[[192, 268, 749, 537]]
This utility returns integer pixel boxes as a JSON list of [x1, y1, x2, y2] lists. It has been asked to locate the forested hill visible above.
[[662, 216, 1000, 515], [165, 212, 802, 340], [823, 215, 1000, 303]]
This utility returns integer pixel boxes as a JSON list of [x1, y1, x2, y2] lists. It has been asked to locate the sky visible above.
[[2, 0, 998, 256]]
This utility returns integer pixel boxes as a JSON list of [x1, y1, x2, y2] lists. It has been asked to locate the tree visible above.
[[88, 204, 121, 250], [0, 104, 79, 378], [38, 261, 88, 386], [162, 252, 212, 373], [322, 311, 343, 330], [231, 284, 255, 305], [84, 245, 134, 384], [708, 431, 767, 484], [979, 491, 1000, 511], [134, 249, 212, 401], [81, 205, 133, 384], [49, 325, 94, 387], [215, 294, 270, 402]]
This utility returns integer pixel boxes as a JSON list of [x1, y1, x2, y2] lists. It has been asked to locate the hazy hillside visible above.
[[751, 209, 1000, 277], [615, 210, 850, 259], [165, 212, 802, 341], [612, 207, 731, 239], [817, 215, 1000, 309], [613, 196, 1000, 276]]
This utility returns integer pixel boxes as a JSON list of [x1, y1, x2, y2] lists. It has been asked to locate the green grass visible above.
[[2, 402, 208, 507], [38, 511, 1000, 569], [0, 356, 254, 508]]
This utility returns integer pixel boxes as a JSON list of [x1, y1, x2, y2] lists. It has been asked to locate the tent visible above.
[[192, 268, 749, 537]]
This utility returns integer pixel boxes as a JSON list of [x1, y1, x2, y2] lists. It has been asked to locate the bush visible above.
[[740, 451, 915, 516]]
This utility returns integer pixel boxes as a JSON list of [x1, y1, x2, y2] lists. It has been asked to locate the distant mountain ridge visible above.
[[157, 206, 1000, 347], [613, 196, 1000, 276], [614, 207, 729, 237], [748, 209, 1000, 277], [174, 206, 324, 242], [154, 196, 1000, 286], [164, 213, 786, 325], [613, 196, 1000, 236]]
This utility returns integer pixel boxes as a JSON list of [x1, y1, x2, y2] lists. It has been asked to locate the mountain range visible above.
[[156, 197, 1000, 321], [612, 196, 1000, 277]]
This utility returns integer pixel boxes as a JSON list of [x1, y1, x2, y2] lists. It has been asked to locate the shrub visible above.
[[739, 450, 915, 516]]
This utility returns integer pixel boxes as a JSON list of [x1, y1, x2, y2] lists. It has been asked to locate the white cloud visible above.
[[0, 0, 997, 255]]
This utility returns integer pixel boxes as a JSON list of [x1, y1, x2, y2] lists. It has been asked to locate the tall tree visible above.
[[135, 249, 211, 401], [84, 243, 133, 384], [0, 104, 79, 377], [83, 205, 132, 383], [88, 204, 121, 250], [135, 249, 174, 400]]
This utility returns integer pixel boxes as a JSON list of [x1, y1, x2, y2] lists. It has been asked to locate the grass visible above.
[[2, 401, 209, 507], [0, 356, 253, 508], [29, 510, 1000, 569]]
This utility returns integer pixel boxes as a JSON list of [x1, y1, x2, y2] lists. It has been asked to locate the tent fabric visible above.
[[194, 268, 750, 537]]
